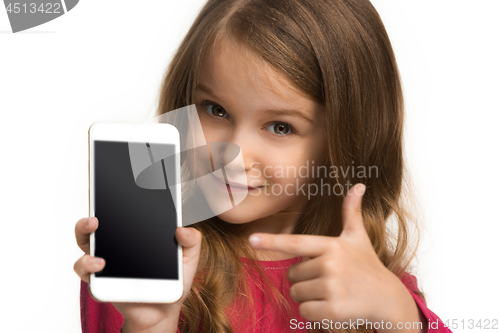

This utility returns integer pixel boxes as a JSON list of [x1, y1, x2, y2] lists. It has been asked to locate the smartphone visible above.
[[88, 121, 183, 303]]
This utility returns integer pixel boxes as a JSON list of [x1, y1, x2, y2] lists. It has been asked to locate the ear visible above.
[[340, 183, 367, 238]]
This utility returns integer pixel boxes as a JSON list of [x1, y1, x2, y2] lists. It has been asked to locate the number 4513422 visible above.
[[6, 2, 62, 14], [443, 319, 498, 330]]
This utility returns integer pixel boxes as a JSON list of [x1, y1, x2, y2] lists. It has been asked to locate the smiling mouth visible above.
[[207, 173, 263, 191], [210, 172, 262, 189]]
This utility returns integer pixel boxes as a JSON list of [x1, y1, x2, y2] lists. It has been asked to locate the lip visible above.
[[210, 172, 262, 191]]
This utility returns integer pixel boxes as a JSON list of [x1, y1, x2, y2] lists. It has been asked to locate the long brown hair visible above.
[[156, 0, 423, 332]]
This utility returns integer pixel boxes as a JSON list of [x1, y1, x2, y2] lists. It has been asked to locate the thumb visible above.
[[176, 227, 202, 257], [340, 183, 367, 238]]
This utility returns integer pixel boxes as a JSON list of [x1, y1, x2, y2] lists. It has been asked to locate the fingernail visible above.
[[184, 228, 191, 237], [249, 234, 261, 247], [94, 258, 104, 265]]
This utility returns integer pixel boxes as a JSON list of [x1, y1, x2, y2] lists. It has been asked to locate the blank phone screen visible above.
[[93, 140, 178, 280]]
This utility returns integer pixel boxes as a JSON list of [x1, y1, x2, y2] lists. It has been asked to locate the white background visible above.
[[1, 1, 499, 332]]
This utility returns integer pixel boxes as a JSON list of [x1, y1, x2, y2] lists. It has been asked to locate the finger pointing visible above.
[[249, 233, 332, 258]]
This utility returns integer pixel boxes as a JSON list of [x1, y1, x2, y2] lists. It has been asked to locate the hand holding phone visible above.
[[74, 216, 202, 332], [88, 121, 184, 303]]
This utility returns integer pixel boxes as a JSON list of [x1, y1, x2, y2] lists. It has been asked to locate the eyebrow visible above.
[[195, 83, 316, 125], [195, 83, 221, 100]]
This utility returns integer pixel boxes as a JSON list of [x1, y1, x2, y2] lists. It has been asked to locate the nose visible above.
[[218, 127, 256, 172], [218, 142, 243, 170]]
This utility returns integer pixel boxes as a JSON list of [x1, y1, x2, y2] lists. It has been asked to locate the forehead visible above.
[[198, 37, 314, 105]]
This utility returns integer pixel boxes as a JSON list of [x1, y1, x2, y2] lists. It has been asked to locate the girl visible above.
[[75, 0, 453, 332]]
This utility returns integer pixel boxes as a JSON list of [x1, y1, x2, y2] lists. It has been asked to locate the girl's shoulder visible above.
[[400, 271, 420, 293], [399, 272, 453, 332]]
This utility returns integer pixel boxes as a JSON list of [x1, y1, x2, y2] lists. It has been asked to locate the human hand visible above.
[[248, 184, 423, 331], [74, 217, 202, 332]]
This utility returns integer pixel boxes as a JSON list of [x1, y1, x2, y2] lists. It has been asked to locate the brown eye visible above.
[[207, 104, 227, 118], [272, 122, 291, 135]]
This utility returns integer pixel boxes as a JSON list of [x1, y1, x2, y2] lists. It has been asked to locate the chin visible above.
[[215, 198, 289, 225], [216, 206, 260, 224]]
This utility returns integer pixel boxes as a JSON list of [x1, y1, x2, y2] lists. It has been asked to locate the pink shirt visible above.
[[80, 256, 452, 332]]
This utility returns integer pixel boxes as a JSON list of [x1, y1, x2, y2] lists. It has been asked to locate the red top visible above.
[[80, 256, 453, 333]]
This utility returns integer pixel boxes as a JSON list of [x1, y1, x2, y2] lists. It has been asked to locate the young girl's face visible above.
[[193, 38, 327, 230]]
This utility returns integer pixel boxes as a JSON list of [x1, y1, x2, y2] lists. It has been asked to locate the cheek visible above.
[[200, 124, 227, 160], [261, 149, 318, 186], [199, 120, 220, 142]]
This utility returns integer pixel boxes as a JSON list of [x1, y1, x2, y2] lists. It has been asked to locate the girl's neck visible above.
[[238, 204, 306, 261], [244, 218, 296, 235]]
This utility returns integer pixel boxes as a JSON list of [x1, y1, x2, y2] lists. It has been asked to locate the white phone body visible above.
[[88, 121, 183, 303]]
